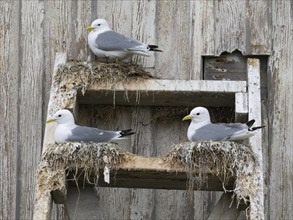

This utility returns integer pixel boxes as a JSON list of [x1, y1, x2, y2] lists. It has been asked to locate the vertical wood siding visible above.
[[0, 1, 20, 219], [267, 1, 293, 219], [0, 0, 292, 219]]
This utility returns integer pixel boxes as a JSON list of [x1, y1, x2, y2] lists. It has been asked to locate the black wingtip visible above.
[[246, 119, 255, 128], [246, 119, 265, 131], [148, 45, 163, 52], [120, 129, 135, 137], [249, 125, 265, 131]]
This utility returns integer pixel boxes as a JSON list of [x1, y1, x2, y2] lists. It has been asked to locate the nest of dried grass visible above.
[[49, 60, 158, 115], [36, 142, 128, 194], [166, 141, 256, 206], [55, 60, 157, 94]]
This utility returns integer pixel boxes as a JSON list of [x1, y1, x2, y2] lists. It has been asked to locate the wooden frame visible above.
[[33, 53, 264, 220]]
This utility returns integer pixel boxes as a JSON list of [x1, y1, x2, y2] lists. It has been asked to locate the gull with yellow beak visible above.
[[182, 107, 264, 141], [47, 109, 135, 143], [87, 18, 162, 60]]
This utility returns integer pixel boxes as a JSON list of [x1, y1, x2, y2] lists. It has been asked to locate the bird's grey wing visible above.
[[67, 126, 118, 142], [225, 123, 248, 129], [192, 124, 245, 141], [96, 31, 143, 51]]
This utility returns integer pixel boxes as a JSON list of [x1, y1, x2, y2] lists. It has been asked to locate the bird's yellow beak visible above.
[[182, 115, 192, 121], [86, 26, 94, 31], [46, 118, 56, 124]]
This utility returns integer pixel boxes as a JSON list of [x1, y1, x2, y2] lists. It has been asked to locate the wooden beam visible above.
[[235, 92, 248, 122], [247, 58, 265, 219], [51, 155, 235, 204], [78, 80, 247, 107], [33, 53, 67, 220]]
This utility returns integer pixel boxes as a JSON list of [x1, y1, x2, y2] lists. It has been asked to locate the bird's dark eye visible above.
[[97, 24, 101, 26], [196, 113, 200, 115], [58, 114, 61, 117]]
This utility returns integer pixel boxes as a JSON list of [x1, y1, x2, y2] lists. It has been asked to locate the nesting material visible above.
[[36, 140, 256, 211], [166, 141, 256, 206], [48, 60, 157, 115], [54, 60, 156, 94], [36, 142, 127, 194]]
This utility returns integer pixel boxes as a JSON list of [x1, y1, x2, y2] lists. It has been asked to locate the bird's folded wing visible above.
[[192, 124, 245, 141], [67, 126, 119, 142], [96, 31, 144, 51]]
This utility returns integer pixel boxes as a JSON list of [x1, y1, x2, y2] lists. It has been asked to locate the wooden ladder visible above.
[[33, 52, 264, 220]]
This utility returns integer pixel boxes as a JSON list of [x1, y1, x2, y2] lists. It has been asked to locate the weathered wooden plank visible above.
[[33, 53, 67, 220], [246, 1, 272, 55], [207, 0, 247, 55], [129, 106, 155, 220], [156, 1, 194, 79], [79, 80, 247, 107], [87, 79, 247, 93], [132, 1, 157, 68], [0, 1, 20, 219], [17, 1, 44, 219], [268, 1, 293, 219], [235, 92, 248, 123], [72, 1, 93, 61], [189, 0, 205, 80], [247, 58, 264, 220], [199, 1, 215, 58], [201, 1, 271, 56], [65, 187, 100, 219], [207, 193, 241, 220], [51, 155, 236, 205]]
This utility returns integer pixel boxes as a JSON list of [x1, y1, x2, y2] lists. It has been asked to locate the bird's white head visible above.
[[183, 107, 211, 124], [87, 18, 111, 32], [46, 109, 75, 125]]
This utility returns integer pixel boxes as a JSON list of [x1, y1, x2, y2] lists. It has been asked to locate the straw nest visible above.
[[166, 141, 256, 206], [48, 60, 157, 115], [37, 140, 256, 208], [36, 142, 129, 194]]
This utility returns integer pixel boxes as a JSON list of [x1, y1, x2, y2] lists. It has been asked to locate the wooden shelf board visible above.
[[52, 155, 235, 204], [77, 79, 247, 107]]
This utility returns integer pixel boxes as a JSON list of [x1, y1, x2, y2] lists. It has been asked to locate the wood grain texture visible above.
[[267, 1, 293, 219], [156, 1, 194, 79], [17, 1, 44, 219], [248, 58, 264, 219], [0, 1, 20, 219], [2, 0, 293, 219], [207, 193, 241, 220], [79, 79, 247, 107], [201, 0, 272, 55]]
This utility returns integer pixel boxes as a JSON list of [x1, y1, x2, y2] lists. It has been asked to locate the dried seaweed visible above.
[[55, 60, 157, 92], [36, 142, 128, 194], [48, 60, 158, 115], [37, 139, 256, 216], [165, 141, 255, 207]]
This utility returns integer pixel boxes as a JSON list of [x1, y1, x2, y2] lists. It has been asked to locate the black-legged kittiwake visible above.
[[182, 107, 264, 141], [47, 109, 135, 143], [87, 18, 162, 60]]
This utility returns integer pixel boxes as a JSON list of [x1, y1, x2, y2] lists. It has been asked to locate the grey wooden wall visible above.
[[0, 0, 292, 219]]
